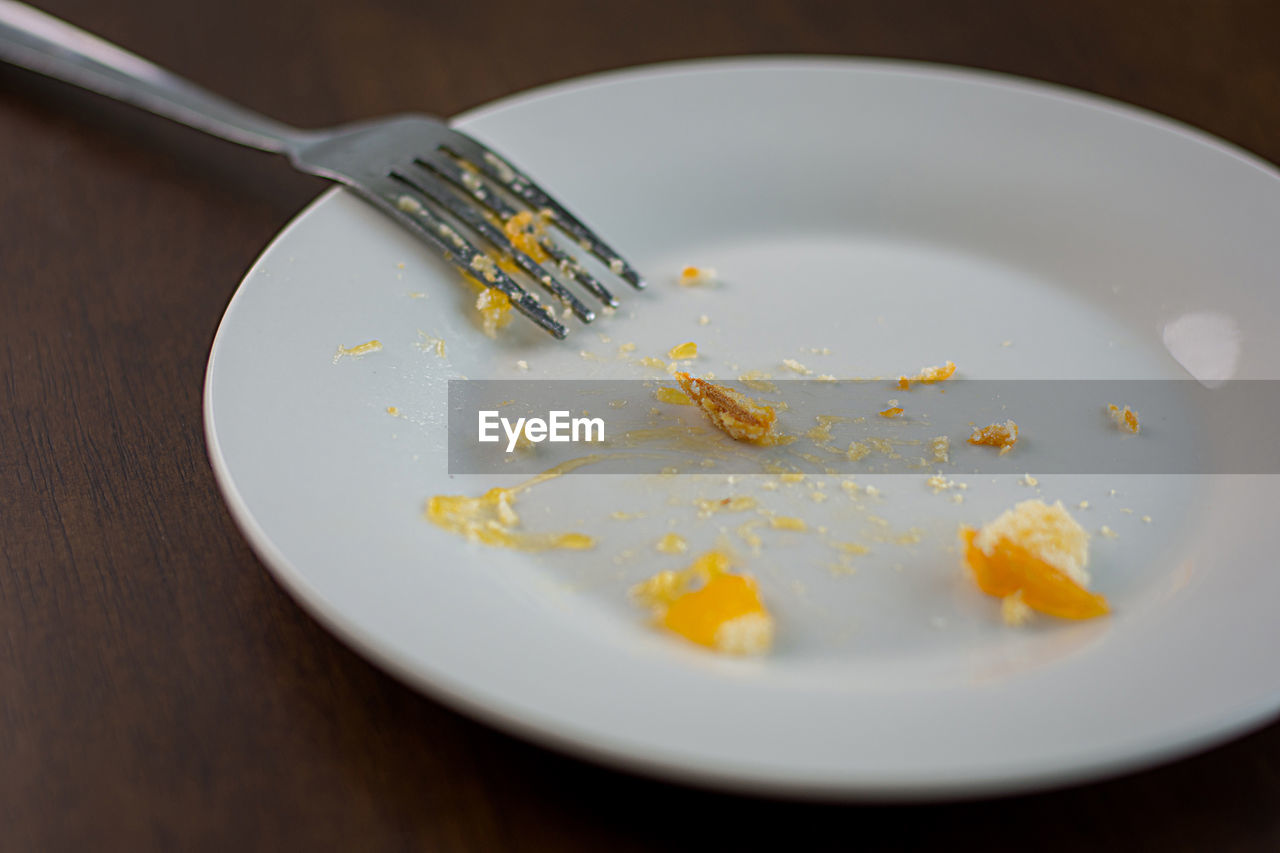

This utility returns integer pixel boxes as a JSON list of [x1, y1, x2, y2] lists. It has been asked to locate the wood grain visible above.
[[2, 1, 1278, 849]]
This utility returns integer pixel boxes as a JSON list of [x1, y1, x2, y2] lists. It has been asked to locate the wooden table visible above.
[[4, 1, 1278, 848]]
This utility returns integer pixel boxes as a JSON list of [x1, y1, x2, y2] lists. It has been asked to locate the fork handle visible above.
[[0, 1, 315, 153]]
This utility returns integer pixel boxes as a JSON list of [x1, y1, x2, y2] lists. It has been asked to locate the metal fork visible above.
[[0, 1, 644, 339]]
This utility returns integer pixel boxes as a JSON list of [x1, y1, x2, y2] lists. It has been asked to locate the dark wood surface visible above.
[[3, 1, 1279, 849]]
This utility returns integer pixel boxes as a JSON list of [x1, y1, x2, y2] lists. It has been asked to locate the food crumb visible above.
[[879, 406, 904, 418], [386, 406, 400, 416], [333, 339, 382, 363], [1001, 590, 1034, 626], [656, 532, 688, 554], [668, 341, 698, 360], [968, 420, 1019, 454], [516, 359, 529, 371], [1020, 473, 1039, 487], [678, 266, 718, 287], [1107, 404, 1141, 434], [782, 358, 813, 375], [698, 314, 710, 326], [1100, 525, 1118, 539]]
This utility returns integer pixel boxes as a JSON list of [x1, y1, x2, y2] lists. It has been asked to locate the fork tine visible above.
[[360, 181, 568, 339], [442, 136, 645, 290], [391, 164, 596, 323], [456, 139, 646, 290], [421, 152, 619, 306]]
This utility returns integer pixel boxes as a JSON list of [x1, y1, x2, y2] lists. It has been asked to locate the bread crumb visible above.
[[668, 341, 698, 360], [1099, 526, 1118, 539], [781, 358, 813, 375], [386, 406, 400, 416], [698, 314, 710, 326], [516, 359, 529, 371], [1020, 473, 1038, 487]]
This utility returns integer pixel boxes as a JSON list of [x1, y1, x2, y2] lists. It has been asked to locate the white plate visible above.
[[205, 58, 1280, 799]]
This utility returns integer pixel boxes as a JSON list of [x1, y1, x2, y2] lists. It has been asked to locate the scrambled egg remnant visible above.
[[1107, 404, 1140, 434], [631, 551, 774, 654], [967, 419, 1019, 454], [960, 499, 1108, 622], [675, 372, 783, 445], [426, 457, 600, 551]]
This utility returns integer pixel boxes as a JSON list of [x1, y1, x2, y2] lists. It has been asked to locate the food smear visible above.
[[631, 550, 774, 654], [960, 499, 1108, 622], [425, 457, 603, 551]]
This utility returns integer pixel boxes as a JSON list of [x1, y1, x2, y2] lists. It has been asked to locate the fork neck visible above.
[[0, 0, 318, 154]]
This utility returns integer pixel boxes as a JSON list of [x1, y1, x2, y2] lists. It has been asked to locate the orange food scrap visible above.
[[678, 266, 717, 286], [676, 372, 782, 445], [879, 406, 904, 418], [667, 341, 698, 360], [898, 361, 957, 389], [631, 551, 774, 654], [967, 419, 1019, 454], [1107, 404, 1140, 434], [960, 499, 1108, 621]]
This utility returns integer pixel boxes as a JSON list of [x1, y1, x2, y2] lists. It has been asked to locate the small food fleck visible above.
[[333, 339, 382, 363], [968, 420, 1019, 454], [667, 341, 698, 360], [898, 361, 957, 389], [678, 266, 718, 287], [386, 406, 400, 417], [1107, 404, 1140, 434], [781, 358, 813, 375], [655, 532, 688, 554], [879, 406, 904, 418], [769, 516, 807, 532]]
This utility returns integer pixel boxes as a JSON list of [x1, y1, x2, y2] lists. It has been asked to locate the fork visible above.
[[0, 1, 644, 339]]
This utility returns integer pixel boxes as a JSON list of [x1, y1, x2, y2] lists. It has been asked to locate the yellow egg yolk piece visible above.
[[960, 526, 1108, 620], [631, 551, 774, 654]]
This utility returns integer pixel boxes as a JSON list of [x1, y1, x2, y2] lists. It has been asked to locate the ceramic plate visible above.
[[205, 58, 1280, 799]]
